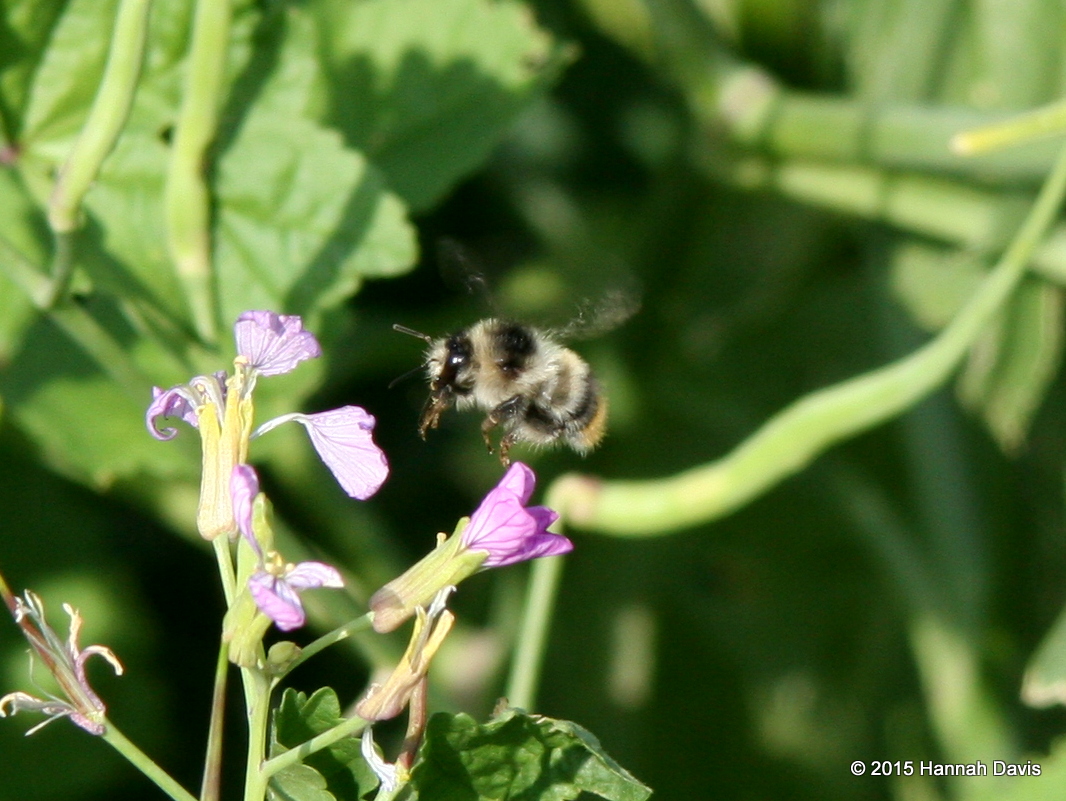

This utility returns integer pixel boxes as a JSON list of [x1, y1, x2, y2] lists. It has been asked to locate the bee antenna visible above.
[[393, 323, 433, 343], [388, 365, 424, 390]]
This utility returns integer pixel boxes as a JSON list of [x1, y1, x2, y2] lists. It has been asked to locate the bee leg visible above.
[[497, 431, 520, 466], [481, 416, 497, 454], [483, 396, 528, 461], [418, 389, 452, 439]]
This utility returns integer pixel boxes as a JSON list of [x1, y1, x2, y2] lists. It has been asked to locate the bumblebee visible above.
[[396, 319, 608, 465]]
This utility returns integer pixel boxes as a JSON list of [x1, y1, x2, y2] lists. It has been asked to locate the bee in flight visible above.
[[395, 293, 635, 465]]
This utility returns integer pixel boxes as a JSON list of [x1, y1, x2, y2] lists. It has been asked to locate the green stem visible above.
[[631, 2, 1059, 186], [709, 66, 1061, 184], [724, 157, 1066, 285], [551, 141, 1066, 537], [241, 669, 271, 801], [165, 0, 231, 343], [48, 0, 153, 235], [505, 554, 565, 710], [101, 719, 198, 801], [952, 97, 1066, 155], [200, 640, 230, 801], [271, 614, 373, 686], [213, 535, 236, 607], [43, 231, 76, 309], [909, 615, 1014, 766], [259, 714, 369, 782]]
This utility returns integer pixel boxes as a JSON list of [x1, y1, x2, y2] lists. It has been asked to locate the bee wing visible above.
[[553, 288, 641, 341], [437, 238, 498, 313]]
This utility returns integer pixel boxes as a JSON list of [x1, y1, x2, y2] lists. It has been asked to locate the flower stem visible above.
[[550, 141, 1066, 537], [241, 668, 271, 801], [271, 614, 373, 686], [165, 0, 231, 343], [101, 719, 198, 801], [259, 714, 369, 781], [200, 640, 230, 801], [43, 231, 75, 310], [505, 554, 565, 710], [214, 536, 237, 607]]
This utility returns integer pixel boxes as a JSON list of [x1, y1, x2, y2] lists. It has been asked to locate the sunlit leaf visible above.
[[412, 708, 651, 801], [268, 764, 336, 801], [314, 0, 563, 211], [271, 687, 378, 801]]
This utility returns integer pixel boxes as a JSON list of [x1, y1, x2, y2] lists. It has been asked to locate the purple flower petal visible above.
[[294, 407, 389, 500], [146, 386, 198, 440], [462, 462, 569, 568], [248, 572, 306, 631], [231, 465, 260, 552], [285, 562, 344, 591], [247, 562, 343, 632], [495, 460, 536, 503], [234, 311, 321, 376]]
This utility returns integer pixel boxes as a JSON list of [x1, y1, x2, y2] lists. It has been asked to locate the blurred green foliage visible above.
[[1, 0, 1066, 799]]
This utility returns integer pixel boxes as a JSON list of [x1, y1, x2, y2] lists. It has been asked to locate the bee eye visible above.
[[448, 353, 465, 367]]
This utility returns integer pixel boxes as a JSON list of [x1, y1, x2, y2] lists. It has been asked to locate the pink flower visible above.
[[247, 563, 344, 632], [368, 463, 570, 633], [146, 312, 388, 538], [230, 465, 344, 632], [462, 462, 569, 566]]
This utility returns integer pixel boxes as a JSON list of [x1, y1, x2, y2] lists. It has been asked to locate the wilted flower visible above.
[[361, 727, 402, 794], [146, 310, 387, 538], [369, 463, 571, 633], [357, 588, 455, 721], [0, 584, 122, 736]]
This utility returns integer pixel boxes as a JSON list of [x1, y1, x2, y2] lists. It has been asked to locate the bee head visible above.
[[432, 333, 473, 392]]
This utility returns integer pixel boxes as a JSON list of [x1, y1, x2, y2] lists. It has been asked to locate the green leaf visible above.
[[957, 276, 1063, 453], [0, 169, 46, 360], [215, 114, 414, 324], [981, 733, 1066, 801], [0, 299, 201, 488], [213, 6, 417, 324], [18, 0, 119, 149], [412, 708, 652, 801], [0, 0, 69, 139], [80, 131, 190, 321], [271, 687, 378, 801], [1023, 600, 1066, 708], [268, 764, 337, 801], [315, 0, 563, 211]]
